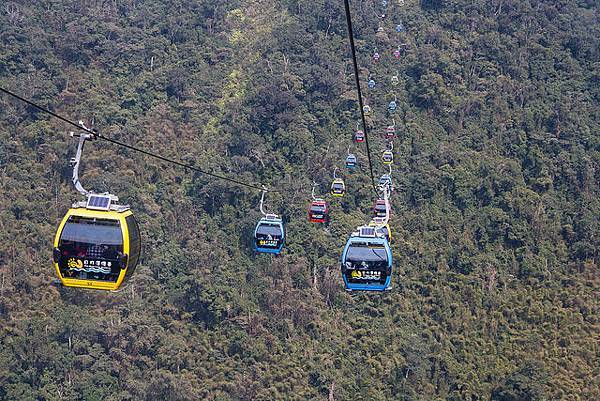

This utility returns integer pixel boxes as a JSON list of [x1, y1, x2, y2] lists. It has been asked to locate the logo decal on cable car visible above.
[[66, 257, 113, 274], [259, 240, 279, 247], [67, 258, 83, 269], [350, 270, 381, 280]]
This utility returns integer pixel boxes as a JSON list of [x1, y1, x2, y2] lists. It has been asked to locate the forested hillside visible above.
[[0, 0, 598, 400]]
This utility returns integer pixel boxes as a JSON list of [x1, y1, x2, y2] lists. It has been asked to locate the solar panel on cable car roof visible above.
[[359, 226, 377, 237], [86, 194, 112, 211]]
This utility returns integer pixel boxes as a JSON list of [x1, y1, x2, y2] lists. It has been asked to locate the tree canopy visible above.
[[0, 0, 598, 400]]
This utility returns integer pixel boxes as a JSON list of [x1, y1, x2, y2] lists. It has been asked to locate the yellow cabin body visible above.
[[53, 207, 140, 291], [369, 221, 392, 244]]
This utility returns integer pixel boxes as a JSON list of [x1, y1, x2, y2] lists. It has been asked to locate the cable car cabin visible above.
[[308, 200, 329, 223], [388, 100, 397, 113], [355, 129, 365, 143], [396, 23, 404, 32], [386, 126, 396, 139], [368, 79, 376, 89], [382, 150, 394, 164], [372, 52, 380, 62], [372, 199, 389, 218], [331, 179, 346, 197], [393, 49, 401, 58], [391, 75, 399, 86], [53, 195, 141, 291], [346, 154, 357, 170], [254, 214, 285, 254], [363, 105, 372, 115], [341, 226, 392, 291], [369, 219, 392, 243]]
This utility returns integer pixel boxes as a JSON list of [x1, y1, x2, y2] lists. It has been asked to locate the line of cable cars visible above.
[[41, 0, 408, 294]]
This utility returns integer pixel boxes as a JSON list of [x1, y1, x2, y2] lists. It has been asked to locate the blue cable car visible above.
[[388, 99, 397, 113], [254, 214, 285, 254], [396, 23, 404, 33], [346, 153, 357, 170], [368, 78, 376, 89], [341, 226, 392, 291]]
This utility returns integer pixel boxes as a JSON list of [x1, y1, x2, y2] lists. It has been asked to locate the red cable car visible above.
[[372, 199, 389, 218], [386, 125, 395, 140], [355, 129, 365, 143], [308, 200, 329, 223]]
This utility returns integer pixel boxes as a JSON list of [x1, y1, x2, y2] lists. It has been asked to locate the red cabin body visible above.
[[386, 126, 395, 139], [372, 199, 389, 218], [308, 200, 329, 223], [355, 130, 365, 143]]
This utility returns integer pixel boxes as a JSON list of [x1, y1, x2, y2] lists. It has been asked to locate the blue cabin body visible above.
[[346, 154, 357, 170], [254, 216, 285, 254], [341, 233, 392, 291]]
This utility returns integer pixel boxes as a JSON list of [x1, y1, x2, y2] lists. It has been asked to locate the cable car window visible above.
[[60, 217, 123, 245], [311, 204, 326, 212], [57, 216, 123, 282], [346, 243, 387, 263], [256, 224, 282, 238]]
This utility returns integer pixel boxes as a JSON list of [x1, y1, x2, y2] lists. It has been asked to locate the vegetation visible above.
[[0, 0, 598, 400]]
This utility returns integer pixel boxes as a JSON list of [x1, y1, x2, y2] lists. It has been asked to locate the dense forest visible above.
[[0, 0, 598, 400]]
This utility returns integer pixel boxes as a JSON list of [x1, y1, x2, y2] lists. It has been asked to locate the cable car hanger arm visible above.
[[259, 188, 268, 217], [70, 127, 93, 197]]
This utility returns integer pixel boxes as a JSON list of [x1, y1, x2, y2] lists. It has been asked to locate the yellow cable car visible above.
[[382, 149, 394, 165], [53, 201, 140, 291], [52, 130, 141, 291], [369, 218, 392, 243], [331, 178, 346, 197], [330, 167, 346, 197]]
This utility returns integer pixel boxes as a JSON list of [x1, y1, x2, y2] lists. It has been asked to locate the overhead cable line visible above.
[[343, 0, 378, 195], [0, 86, 270, 192]]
